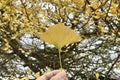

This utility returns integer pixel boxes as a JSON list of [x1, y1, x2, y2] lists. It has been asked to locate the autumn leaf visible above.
[[95, 73, 100, 80], [40, 23, 82, 50], [35, 72, 40, 78], [40, 23, 82, 68], [72, 0, 84, 5]]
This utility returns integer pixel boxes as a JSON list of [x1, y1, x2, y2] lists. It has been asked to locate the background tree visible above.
[[0, 0, 120, 80]]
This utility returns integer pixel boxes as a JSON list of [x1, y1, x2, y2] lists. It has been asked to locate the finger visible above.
[[36, 70, 61, 80], [50, 71, 68, 80]]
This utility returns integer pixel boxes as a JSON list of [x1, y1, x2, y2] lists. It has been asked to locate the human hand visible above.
[[36, 70, 68, 80]]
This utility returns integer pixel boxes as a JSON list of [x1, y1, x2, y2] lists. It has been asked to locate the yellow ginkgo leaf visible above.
[[95, 73, 100, 80], [40, 23, 82, 69], [40, 23, 82, 50], [35, 72, 40, 78]]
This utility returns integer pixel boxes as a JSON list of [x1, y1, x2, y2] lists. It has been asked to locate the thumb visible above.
[[50, 71, 68, 80]]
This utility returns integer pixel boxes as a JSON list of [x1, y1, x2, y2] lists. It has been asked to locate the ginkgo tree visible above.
[[0, 0, 120, 80]]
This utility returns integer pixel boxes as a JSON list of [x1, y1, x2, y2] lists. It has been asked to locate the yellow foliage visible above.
[[62, 0, 71, 3], [0, 0, 10, 9], [38, 10, 46, 17], [93, 10, 106, 19], [0, 3, 3, 9], [20, 76, 29, 80], [72, 0, 84, 5], [1, 38, 11, 51], [42, 0, 51, 2], [27, 69, 32, 75], [52, 0, 60, 5], [109, 2, 118, 16], [91, 3, 100, 9], [0, 0, 120, 79], [18, 48, 25, 53], [35, 72, 40, 79], [40, 23, 82, 50], [98, 22, 108, 35], [85, 6, 92, 16], [111, 2, 118, 8], [91, 0, 98, 2], [118, 32, 120, 35], [95, 73, 100, 80]]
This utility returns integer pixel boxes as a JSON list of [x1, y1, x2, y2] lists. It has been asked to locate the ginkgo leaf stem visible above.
[[58, 49, 63, 69]]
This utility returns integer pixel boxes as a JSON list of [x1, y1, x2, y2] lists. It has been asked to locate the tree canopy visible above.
[[0, 0, 120, 80]]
